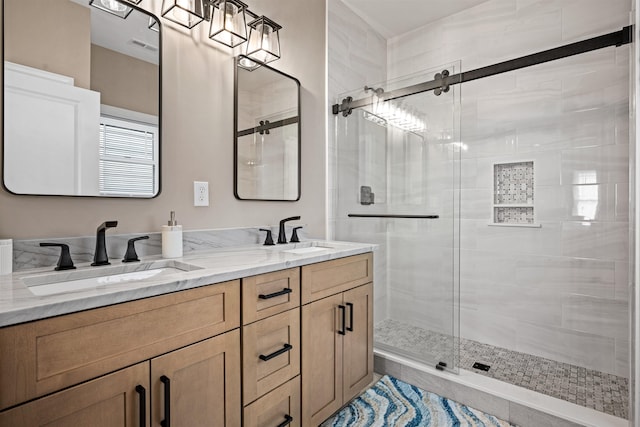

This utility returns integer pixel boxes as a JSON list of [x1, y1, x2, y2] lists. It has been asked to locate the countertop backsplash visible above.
[[13, 226, 309, 271]]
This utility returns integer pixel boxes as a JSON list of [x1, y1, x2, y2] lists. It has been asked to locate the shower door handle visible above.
[[338, 305, 346, 335], [345, 302, 354, 332]]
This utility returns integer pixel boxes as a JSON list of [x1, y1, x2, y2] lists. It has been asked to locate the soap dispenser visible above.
[[162, 211, 183, 258]]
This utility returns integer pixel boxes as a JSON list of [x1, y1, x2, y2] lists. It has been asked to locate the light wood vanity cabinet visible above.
[[301, 253, 374, 427], [0, 280, 241, 427], [0, 252, 373, 427]]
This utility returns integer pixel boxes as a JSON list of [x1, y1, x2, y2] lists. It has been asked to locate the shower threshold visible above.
[[375, 319, 628, 419]]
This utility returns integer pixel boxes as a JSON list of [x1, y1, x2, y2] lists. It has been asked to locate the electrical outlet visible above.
[[194, 181, 209, 206]]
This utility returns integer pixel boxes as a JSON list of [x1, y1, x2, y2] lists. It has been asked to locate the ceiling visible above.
[[71, 0, 159, 65], [341, 0, 491, 39]]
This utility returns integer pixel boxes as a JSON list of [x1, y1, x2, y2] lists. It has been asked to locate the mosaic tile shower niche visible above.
[[493, 161, 534, 225]]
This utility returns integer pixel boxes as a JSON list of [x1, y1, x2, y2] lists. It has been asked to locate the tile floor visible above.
[[375, 318, 629, 419]]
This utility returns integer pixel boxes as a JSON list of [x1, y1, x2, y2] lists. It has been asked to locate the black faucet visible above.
[[39, 243, 76, 271], [91, 221, 118, 266], [278, 216, 300, 244], [122, 236, 149, 263], [259, 228, 275, 246]]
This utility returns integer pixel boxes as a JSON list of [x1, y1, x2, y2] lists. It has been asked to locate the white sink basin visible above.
[[23, 260, 201, 297], [282, 246, 332, 255]]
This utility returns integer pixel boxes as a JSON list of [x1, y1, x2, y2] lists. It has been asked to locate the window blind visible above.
[[98, 117, 158, 197]]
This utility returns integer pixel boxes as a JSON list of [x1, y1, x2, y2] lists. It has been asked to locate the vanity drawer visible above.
[[243, 308, 300, 404], [0, 280, 240, 410], [301, 253, 373, 304], [243, 376, 300, 427], [242, 267, 300, 325]]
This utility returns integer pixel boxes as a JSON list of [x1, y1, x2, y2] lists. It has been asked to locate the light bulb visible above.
[[224, 2, 237, 32], [260, 23, 272, 51]]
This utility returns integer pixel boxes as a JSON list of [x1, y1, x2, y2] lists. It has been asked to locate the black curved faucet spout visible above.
[[92, 221, 118, 266], [278, 216, 301, 244]]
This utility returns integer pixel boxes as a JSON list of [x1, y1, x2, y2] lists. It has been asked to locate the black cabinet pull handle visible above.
[[259, 343, 293, 361], [346, 302, 354, 332], [135, 385, 146, 427], [277, 414, 294, 427], [259, 288, 293, 300], [160, 375, 171, 427], [338, 305, 346, 335]]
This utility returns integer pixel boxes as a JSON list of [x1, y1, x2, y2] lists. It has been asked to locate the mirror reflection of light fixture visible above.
[[237, 54, 261, 71], [245, 16, 281, 64], [148, 17, 160, 32], [89, 0, 133, 19], [160, 0, 283, 64], [161, 0, 205, 29], [209, 0, 248, 48]]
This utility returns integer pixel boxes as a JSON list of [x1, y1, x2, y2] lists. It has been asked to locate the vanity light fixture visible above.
[[89, 0, 133, 19], [245, 16, 281, 64], [209, 0, 248, 48], [161, 0, 205, 29], [161, 0, 283, 64]]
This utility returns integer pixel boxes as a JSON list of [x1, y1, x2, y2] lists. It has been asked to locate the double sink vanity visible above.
[[0, 240, 375, 427]]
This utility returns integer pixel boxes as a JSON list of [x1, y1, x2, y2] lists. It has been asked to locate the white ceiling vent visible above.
[[130, 39, 158, 52]]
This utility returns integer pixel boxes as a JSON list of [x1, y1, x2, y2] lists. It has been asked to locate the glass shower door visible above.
[[332, 63, 461, 370]]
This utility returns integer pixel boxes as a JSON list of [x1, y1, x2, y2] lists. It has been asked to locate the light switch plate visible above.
[[194, 181, 209, 206]]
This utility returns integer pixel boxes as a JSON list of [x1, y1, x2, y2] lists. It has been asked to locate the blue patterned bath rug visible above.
[[321, 375, 514, 427]]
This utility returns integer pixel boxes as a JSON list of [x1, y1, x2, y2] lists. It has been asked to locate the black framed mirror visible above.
[[234, 56, 300, 201], [3, 0, 161, 198]]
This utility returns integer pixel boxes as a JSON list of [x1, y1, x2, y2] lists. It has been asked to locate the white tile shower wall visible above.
[[384, 0, 631, 376], [328, 0, 388, 323]]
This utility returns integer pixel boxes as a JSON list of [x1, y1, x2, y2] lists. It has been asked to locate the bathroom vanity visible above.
[[0, 242, 374, 427]]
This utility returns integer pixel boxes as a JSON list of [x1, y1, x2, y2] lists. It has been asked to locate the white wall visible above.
[[386, 0, 631, 376], [0, 0, 326, 239], [327, 0, 388, 323]]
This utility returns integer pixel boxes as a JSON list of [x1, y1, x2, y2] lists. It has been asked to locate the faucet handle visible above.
[[290, 226, 303, 243], [40, 243, 76, 271], [122, 236, 149, 263], [259, 229, 275, 246]]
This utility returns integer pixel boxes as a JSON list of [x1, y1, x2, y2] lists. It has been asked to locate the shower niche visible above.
[[492, 161, 539, 227]]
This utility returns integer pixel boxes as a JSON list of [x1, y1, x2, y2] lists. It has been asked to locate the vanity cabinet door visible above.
[[301, 293, 344, 427], [0, 362, 149, 427], [301, 282, 373, 427], [151, 330, 241, 427], [342, 283, 374, 402]]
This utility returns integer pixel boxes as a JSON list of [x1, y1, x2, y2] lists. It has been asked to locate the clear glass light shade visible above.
[[162, 0, 204, 29], [246, 16, 281, 64], [209, 0, 248, 48], [90, 0, 133, 19]]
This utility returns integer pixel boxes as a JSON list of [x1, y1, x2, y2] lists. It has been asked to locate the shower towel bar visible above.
[[348, 214, 439, 219]]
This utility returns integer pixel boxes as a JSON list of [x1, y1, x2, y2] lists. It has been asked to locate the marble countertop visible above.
[[0, 240, 376, 328]]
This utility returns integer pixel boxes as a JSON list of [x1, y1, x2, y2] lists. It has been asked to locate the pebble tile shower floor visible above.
[[375, 319, 628, 419]]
